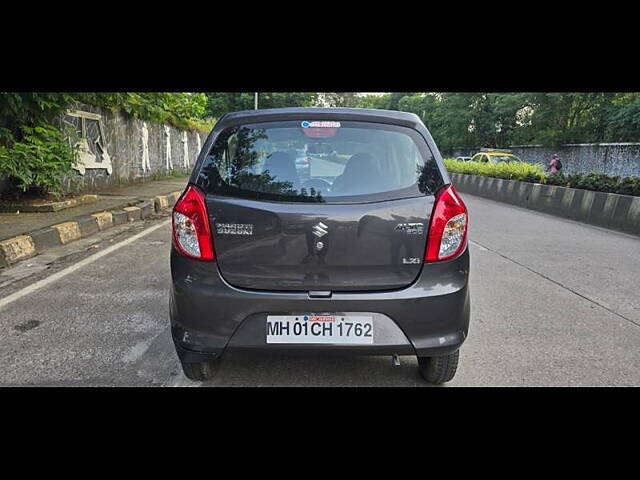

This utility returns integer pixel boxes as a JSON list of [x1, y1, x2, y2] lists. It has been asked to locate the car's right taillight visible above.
[[425, 185, 468, 262], [172, 185, 215, 261]]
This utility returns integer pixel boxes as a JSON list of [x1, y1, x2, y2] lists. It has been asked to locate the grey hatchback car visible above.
[[170, 107, 470, 384]]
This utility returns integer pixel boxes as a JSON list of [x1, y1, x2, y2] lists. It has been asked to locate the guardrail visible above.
[[450, 173, 640, 236]]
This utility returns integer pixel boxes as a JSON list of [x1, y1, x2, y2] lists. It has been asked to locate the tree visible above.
[[606, 93, 640, 141], [205, 92, 318, 119]]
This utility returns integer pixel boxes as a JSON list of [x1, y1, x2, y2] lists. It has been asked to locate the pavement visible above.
[[0, 192, 638, 386], [0, 177, 190, 241]]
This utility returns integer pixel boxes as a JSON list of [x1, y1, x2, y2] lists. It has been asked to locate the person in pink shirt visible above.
[[548, 154, 562, 174]]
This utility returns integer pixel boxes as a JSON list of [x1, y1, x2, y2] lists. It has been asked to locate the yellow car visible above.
[[470, 150, 522, 164]]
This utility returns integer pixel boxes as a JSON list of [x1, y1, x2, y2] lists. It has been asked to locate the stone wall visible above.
[[443, 143, 640, 177], [58, 104, 208, 194]]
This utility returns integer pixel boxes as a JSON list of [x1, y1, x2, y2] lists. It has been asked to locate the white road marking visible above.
[[167, 375, 201, 387], [469, 240, 488, 251], [122, 340, 154, 363], [0, 219, 171, 310]]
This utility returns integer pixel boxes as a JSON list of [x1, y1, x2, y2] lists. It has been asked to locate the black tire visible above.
[[418, 350, 460, 385], [180, 359, 219, 381]]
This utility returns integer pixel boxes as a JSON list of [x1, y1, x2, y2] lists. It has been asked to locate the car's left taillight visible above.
[[172, 185, 215, 261]]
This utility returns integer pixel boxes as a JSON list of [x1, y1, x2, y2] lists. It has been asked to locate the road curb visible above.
[[153, 191, 182, 213], [0, 235, 36, 268], [450, 173, 640, 235], [0, 190, 182, 269]]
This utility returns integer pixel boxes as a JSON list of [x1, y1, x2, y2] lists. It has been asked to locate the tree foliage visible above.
[[0, 124, 78, 196], [204, 92, 318, 118], [76, 92, 211, 131], [321, 92, 640, 150]]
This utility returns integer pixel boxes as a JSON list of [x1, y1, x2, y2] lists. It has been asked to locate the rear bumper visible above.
[[170, 246, 470, 361]]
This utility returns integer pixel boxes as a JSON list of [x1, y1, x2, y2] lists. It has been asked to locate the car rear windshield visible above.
[[196, 120, 444, 203]]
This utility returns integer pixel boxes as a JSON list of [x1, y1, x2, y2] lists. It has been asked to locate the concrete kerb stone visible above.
[[577, 191, 595, 222], [154, 195, 170, 213], [474, 176, 484, 196], [600, 194, 620, 229], [486, 177, 497, 198], [611, 195, 634, 231], [168, 191, 182, 206], [152, 191, 181, 213], [627, 197, 640, 234], [585, 191, 607, 225], [91, 211, 113, 231], [527, 184, 544, 210], [559, 186, 576, 218], [29, 227, 62, 252], [462, 175, 471, 191], [462, 175, 474, 195], [137, 201, 154, 218], [123, 206, 142, 222], [536, 185, 556, 214], [76, 216, 100, 238], [551, 185, 565, 211], [495, 178, 509, 202], [503, 179, 520, 205], [517, 182, 533, 207], [112, 210, 129, 225], [51, 222, 82, 244], [0, 235, 36, 268], [569, 188, 586, 220]]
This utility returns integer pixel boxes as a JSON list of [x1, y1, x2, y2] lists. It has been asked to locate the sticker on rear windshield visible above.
[[301, 121, 341, 128]]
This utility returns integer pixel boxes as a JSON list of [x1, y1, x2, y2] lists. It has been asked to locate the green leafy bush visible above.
[[544, 172, 567, 186], [566, 173, 620, 193], [76, 93, 213, 131], [0, 93, 76, 146], [443, 158, 640, 197], [0, 124, 78, 197], [443, 158, 546, 183], [615, 176, 640, 196]]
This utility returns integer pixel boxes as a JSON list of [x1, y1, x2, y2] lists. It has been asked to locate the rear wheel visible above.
[[180, 359, 219, 382], [418, 350, 459, 384]]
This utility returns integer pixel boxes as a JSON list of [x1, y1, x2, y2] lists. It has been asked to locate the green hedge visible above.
[[443, 158, 640, 197]]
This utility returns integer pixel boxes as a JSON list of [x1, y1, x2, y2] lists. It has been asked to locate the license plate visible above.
[[266, 315, 373, 344]]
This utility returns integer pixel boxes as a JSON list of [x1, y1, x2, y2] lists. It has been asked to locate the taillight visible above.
[[425, 185, 468, 262], [172, 185, 215, 261]]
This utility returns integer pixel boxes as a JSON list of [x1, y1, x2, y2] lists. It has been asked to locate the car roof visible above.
[[215, 107, 423, 129]]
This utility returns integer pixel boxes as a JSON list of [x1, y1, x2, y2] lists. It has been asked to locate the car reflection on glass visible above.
[[294, 149, 312, 180]]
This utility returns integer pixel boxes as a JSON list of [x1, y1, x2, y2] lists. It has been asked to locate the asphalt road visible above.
[[0, 193, 639, 386]]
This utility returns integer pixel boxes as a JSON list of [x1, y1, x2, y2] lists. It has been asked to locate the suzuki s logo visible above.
[[312, 222, 328, 238]]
